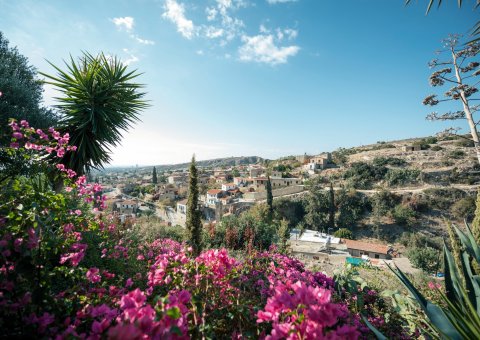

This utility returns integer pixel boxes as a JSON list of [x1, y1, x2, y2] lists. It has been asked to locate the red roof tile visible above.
[[345, 240, 390, 254]]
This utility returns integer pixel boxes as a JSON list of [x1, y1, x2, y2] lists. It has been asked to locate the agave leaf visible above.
[[386, 262, 460, 338], [454, 223, 480, 262], [361, 315, 387, 340], [444, 242, 463, 306]]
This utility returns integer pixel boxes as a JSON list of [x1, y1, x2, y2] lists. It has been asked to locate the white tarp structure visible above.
[[290, 229, 340, 244]]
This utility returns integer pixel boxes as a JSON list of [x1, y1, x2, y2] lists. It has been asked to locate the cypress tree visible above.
[[328, 182, 335, 230], [152, 166, 158, 184], [266, 176, 274, 218], [186, 156, 202, 256]]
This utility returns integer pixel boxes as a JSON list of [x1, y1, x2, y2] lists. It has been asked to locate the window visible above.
[[375, 254, 380, 259]]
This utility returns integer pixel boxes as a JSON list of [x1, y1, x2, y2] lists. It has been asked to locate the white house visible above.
[[206, 189, 224, 205], [221, 183, 237, 191]]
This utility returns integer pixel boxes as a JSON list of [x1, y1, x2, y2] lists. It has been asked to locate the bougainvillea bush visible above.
[[0, 121, 411, 338]]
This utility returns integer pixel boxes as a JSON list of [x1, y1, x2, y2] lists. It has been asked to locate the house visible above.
[[402, 145, 421, 152], [249, 166, 264, 178], [168, 174, 187, 186], [206, 189, 225, 205], [221, 183, 237, 191], [176, 198, 188, 215], [270, 171, 283, 178], [252, 177, 302, 190], [344, 239, 393, 260], [304, 153, 332, 172], [233, 177, 246, 186]]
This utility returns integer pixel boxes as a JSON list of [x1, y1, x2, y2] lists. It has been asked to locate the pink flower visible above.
[[86, 268, 101, 283], [12, 132, 23, 139]]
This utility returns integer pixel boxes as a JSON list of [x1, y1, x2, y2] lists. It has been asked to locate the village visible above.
[[95, 149, 426, 275]]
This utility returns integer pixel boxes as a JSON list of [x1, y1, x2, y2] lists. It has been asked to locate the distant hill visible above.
[[153, 156, 264, 171]]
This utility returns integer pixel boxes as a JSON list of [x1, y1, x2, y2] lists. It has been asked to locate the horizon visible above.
[[1, 0, 477, 166]]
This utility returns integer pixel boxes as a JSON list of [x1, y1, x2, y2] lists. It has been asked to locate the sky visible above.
[[0, 0, 478, 166]]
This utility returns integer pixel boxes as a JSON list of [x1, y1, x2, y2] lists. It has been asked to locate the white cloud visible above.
[[205, 26, 224, 39], [205, 7, 218, 21], [162, 0, 196, 39], [112, 16, 134, 32], [111, 16, 155, 45], [122, 48, 139, 65], [134, 35, 155, 45], [266, 0, 298, 4], [238, 33, 299, 65], [196, 49, 204, 55]]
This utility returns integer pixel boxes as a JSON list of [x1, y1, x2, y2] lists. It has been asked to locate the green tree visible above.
[[276, 219, 290, 254], [186, 155, 202, 256], [266, 176, 273, 218], [472, 191, 480, 243], [152, 166, 158, 184], [304, 182, 329, 231], [328, 183, 335, 229], [405, 246, 441, 273], [336, 189, 365, 228], [334, 228, 354, 240], [0, 32, 58, 145], [41, 52, 148, 175]]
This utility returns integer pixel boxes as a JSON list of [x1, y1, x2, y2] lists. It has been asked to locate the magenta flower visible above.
[[86, 268, 101, 283]]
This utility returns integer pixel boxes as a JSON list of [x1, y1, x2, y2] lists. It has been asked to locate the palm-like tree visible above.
[[41, 52, 148, 175]]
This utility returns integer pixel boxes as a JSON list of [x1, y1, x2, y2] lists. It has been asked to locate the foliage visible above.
[[430, 145, 443, 151], [370, 190, 399, 217], [384, 168, 421, 187], [266, 176, 273, 219], [334, 228, 354, 239], [185, 156, 202, 256], [276, 219, 290, 254], [41, 52, 148, 174], [272, 198, 305, 227], [423, 187, 468, 210], [304, 181, 330, 230], [451, 196, 477, 220], [381, 221, 480, 339], [448, 149, 466, 159], [343, 162, 387, 189], [392, 204, 417, 227], [152, 166, 158, 184], [335, 189, 367, 228], [328, 183, 335, 229], [406, 247, 442, 273], [455, 139, 475, 148], [372, 156, 406, 167], [0, 32, 58, 145]]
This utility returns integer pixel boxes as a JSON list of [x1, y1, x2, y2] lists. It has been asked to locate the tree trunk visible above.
[[452, 48, 480, 165]]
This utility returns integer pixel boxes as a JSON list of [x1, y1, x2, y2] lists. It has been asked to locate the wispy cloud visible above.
[[122, 48, 139, 65], [111, 16, 155, 45], [112, 16, 134, 32], [238, 32, 299, 65], [162, 0, 196, 39], [266, 0, 299, 4]]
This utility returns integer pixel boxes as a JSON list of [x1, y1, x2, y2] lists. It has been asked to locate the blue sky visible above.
[[0, 0, 478, 165]]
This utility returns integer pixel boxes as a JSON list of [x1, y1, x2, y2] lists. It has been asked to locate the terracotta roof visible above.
[[177, 199, 188, 205], [207, 189, 223, 195], [344, 239, 390, 255]]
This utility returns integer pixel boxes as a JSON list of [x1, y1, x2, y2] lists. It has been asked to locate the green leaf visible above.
[[166, 306, 181, 320]]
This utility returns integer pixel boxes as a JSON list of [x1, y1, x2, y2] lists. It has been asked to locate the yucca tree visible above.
[[41, 52, 148, 175]]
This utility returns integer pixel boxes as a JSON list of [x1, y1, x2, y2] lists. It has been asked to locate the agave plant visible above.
[[41, 52, 148, 175], [371, 221, 480, 339]]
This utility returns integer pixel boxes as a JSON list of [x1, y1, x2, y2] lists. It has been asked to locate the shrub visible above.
[[343, 162, 387, 189], [334, 228, 354, 239], [451, 196, 477, 220], [335, 189, 367, 228], [392, 204, 416, 226], [384, 168, 421, 187], [423, 136, 438, 144], [370, 190, 399, 217], [423, 187, 467, 210], [430, 145, 443, 151], [372, 157, 407, 167], [448, 150, 466, 159], [455, 139, 474, 147], [405, 246, 441, 273]]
